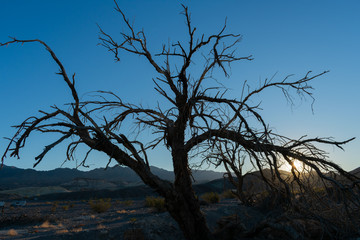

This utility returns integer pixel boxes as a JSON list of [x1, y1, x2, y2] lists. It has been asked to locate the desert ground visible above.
[[0, 197, 264, 240]]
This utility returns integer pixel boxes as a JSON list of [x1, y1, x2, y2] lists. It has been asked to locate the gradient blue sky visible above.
[[1, 0, 359, 172]]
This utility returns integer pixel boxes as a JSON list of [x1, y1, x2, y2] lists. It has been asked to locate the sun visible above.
[[292, 160, 304, 171], [282, 159, 304, 172]]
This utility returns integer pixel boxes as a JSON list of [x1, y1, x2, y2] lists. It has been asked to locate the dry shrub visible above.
[[222, 190, 236, 199], [62, 205, 69, 211], [89, 198, 111, 213], [51, 201, 58, 212], [117, 209, 128, 214], [201, 192, 220, 204], [145, 196, 166, 212], [118, 200, 133, 206], [71, 227, 83, 233], [40, 220, 50, 228], [7, 229, 18, 236], [117, 209, 136, 214], [97, 224, 105, 229], [38, 220, 55, 228], [57, 223, 64, 228]]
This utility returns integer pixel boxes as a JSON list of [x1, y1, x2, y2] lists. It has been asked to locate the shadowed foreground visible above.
[[1, 198, 261, 240]]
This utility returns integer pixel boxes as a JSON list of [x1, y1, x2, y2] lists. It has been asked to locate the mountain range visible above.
[[0, 165, 224, 190], [1, 165, 358, 201]]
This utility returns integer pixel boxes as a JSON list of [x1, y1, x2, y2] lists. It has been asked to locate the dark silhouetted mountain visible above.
[[350, 167, 360, 176], [0, 165, 224, 190], [3, 164, 358, 200]]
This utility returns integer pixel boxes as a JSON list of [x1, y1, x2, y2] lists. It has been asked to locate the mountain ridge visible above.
[[0, 165, 224, 190]]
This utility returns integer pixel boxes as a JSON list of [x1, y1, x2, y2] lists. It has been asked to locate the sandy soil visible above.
[[0, 198, 259, 240]]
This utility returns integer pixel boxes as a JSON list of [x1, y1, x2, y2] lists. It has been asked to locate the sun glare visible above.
[[283, 159, 304, 172], [292, 160, 304, 171]]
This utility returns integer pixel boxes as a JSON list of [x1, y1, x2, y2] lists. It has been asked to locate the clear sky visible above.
[[0, 0, 359, 172]]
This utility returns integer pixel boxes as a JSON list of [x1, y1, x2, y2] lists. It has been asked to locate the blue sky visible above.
[[0, 0, 359, 172]]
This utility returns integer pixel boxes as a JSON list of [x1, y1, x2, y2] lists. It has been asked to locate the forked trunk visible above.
[[167, 139, 215, 240]]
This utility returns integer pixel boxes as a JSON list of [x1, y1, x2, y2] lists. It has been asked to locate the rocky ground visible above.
[[0, 198, 265, 240]]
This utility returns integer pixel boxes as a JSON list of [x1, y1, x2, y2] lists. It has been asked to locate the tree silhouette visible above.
[[1, 3, 359, 239]]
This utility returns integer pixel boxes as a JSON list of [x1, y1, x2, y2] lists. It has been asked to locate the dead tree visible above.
[[207, 141, 256, 205], [1, 2, 359, 239]]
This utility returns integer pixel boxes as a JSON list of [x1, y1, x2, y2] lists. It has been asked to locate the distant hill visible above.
[[0, 186, 70, 198], [0, 165, 224, 190], [350, 167, 360, 176], [2, 165, 358, 201]]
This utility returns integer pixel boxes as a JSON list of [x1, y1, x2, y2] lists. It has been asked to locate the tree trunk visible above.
[[165, 183, 215, 240], [92, 136, 214, 239], [167, 136, 215, 240]]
